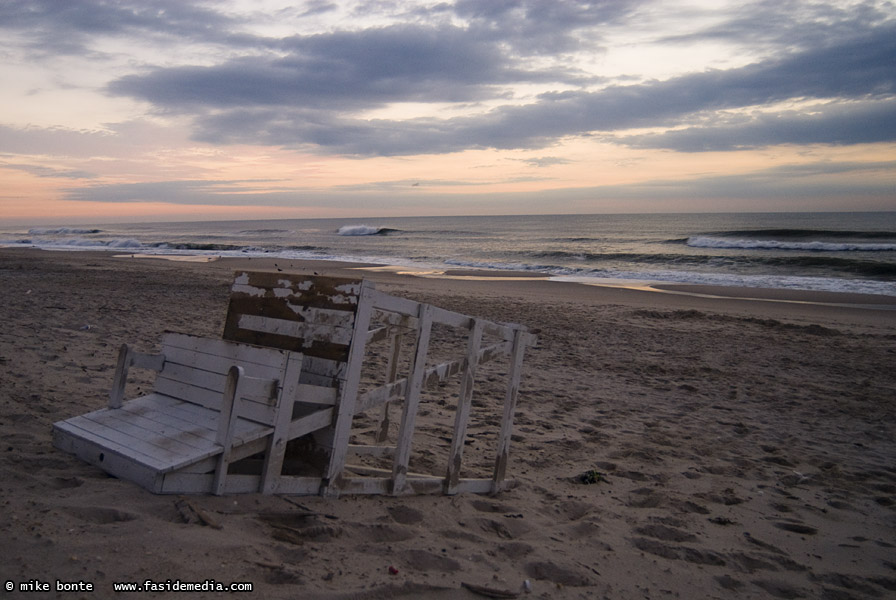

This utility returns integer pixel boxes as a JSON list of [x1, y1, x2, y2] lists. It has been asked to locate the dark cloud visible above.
[[0, 162, 96, 179], [619, 99, 896, 151], [7, 0, 895, 158], [659, 0, 891, 53], [111, 24, 525, 111], [0, 0, 240, 56], [104, 11, 896, 156], [453, 0, 636, 53]]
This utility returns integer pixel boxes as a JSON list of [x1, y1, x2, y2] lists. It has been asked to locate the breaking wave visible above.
[[336, 225, 398, 236], [29, 227, 102, 235], [687, 236, 896, 252]]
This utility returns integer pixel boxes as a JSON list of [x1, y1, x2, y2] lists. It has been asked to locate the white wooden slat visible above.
[[286, 406, 334, 440], [452, 478, 497, 495], [150, 396, 269, 444], [238, 375, 279, 403], [162, 333, 290, 371], [302, 355, 346, 381], [376, 330, 404, 443], [57, 413, 179, 469], [53, 419, 171, 472], [109, 344, 132, 408], [117, 393, 275, 460], [353, 341, 510, 415], [53, 430, 162, 491], [260, 355, 306, 494], [180, 433, 268, 474], [235, 302, 356, 328], [131, 350, 166, 372], [160, 345, 286, 383], [155, 361, 277, 400], [101, 405, 215, 451], [116, 402, 218, 444], [236, 314, 355, 347], [390, 303, 433, 495], [370, 289, 420, 317], [371, 308, 418, 330], [492, 328, 527, 489], [365, 325, 392, 345], [344, 465, 439, 479], [153, 377, 278, 425], [355, 380, 407, 415], [76, 411, 231, 474], [322, 281, 376, 491], [295, 383, 338, 406], [446, 319, 484, 493], [430, 306, 472, 329], [110, 346, 168, 408], [213, 366, 243, 494], [332, 477, 390, 496]]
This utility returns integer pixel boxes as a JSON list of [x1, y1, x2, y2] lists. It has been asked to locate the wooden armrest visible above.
[[108, 344, 165, 408]]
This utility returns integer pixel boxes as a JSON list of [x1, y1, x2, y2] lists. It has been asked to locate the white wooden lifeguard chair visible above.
[[53, 272, 536, 497]]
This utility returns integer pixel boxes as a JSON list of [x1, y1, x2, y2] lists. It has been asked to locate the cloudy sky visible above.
[[1, 0, 894, 223]]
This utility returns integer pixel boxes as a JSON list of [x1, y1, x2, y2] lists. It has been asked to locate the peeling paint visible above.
[[335, 283, 361, 296], [232, 283, 266, 298]]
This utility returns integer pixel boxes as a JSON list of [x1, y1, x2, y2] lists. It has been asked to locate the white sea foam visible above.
[[337, 225, 381, 236], [28, 227, 101, 235], [687, 236, 896, 252], [14, 237, 143, 249]]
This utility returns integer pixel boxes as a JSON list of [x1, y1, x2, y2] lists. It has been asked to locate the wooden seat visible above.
[[53, 333, 306, 494]]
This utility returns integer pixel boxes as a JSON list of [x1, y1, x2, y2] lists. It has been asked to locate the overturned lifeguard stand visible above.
[[53, 272, 536, 497]]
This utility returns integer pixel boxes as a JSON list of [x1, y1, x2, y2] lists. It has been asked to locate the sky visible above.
[[1, 0, 895, 224]]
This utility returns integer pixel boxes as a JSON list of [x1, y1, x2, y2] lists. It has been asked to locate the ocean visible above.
[[3, 212, 896, 297]]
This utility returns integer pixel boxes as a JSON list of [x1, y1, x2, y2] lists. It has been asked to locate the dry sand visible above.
[[1, 248, 895, 599]]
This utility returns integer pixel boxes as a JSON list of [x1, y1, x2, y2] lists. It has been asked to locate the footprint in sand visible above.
[[64, 506, 137, 524], [387, 505, 425, 525], [400, 549, 460, 572], [524, 561, 592, 587], [772, 521, 818, 535]]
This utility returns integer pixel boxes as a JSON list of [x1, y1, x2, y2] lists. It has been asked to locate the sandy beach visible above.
[[1, 247, 894, 599]]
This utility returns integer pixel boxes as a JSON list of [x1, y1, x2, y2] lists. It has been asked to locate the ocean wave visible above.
[[237, 229, 292, 235], [709, 228, 896, 240], [557, 269, 896, 297], [18, 237, 143, 249], [152, 242, 249, 252], [687, 236, 896, 252], [29, 227, 102, 235], [336, 225, 399, 236], [443, 258, 555, 272]]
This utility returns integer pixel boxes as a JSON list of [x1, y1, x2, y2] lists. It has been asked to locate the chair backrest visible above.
[[223, 272, 366, 388], [154, 332, 292, 426]]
